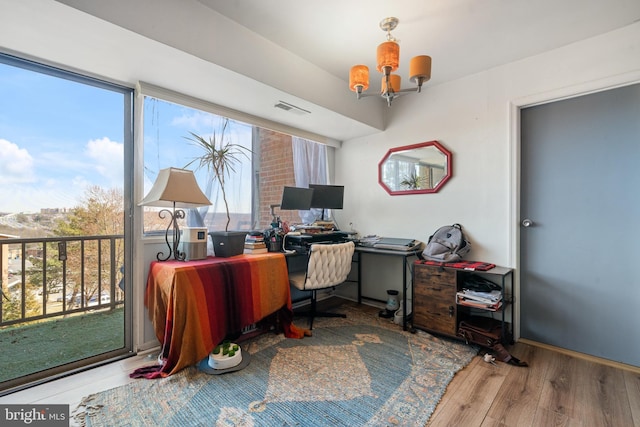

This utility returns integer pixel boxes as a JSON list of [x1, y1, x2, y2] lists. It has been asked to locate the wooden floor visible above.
[[428, 341, 640, 427], [1, 301, 639, 427]]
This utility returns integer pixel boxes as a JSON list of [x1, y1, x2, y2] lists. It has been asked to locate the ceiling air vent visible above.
[[274, 101, 311, 115]]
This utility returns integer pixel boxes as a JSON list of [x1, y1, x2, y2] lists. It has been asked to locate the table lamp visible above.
[[139, 167, 211, 261]]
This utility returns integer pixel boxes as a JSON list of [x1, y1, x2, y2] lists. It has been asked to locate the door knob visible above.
[[522, 219, 534, 227]]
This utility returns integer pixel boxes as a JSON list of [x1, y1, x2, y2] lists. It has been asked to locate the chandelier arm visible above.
[[354, 93, 379, 99], [396, 87, 422, 95], [381, 90, 395, 107], [355, 87, 420, 102]]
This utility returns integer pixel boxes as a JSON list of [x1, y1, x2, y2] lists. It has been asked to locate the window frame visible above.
[[137, 82, 335, 234]]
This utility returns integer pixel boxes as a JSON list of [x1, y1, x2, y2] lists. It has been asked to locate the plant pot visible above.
[[209, 231, 248, 257]]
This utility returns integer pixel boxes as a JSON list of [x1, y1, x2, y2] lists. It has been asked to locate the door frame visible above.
[[508, 71, 640, 341]]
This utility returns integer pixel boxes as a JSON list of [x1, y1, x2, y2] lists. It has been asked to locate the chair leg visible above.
[[310, 292, 316, 330], [295, 290, 346, 330]]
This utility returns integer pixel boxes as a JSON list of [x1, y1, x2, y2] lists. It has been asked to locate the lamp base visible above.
[[156, 206, 186, 261]]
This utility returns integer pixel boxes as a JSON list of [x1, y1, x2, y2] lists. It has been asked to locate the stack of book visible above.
[[244, 232, 268, 254], [456, 288, 503, 311]]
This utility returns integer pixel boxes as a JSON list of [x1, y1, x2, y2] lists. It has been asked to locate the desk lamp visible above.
[[140, 168, 211, 261]]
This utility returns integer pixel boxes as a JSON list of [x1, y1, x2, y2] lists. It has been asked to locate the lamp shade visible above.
[[139, 167, 211, 208], [376, 41, 399, 73], [409, 55, 432, 84], [381, 74, 401, 94], [349, 65, 370, 92]]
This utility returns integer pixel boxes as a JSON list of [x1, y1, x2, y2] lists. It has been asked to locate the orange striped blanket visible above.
[[133, 253, 308, 378]]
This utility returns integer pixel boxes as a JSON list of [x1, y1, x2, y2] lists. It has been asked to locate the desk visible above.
[[354, 246, 421, 331], [137, 253, 308, 378]]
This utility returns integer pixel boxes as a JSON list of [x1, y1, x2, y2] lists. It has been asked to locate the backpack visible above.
[[421, 223, 471, 262]]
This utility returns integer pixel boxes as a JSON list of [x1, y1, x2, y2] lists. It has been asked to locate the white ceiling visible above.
[[197, 0, 640, 87], [54, 0, 640, 141]]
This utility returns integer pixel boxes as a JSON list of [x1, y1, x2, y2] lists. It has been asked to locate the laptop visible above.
[[373, 238, 420, 251]]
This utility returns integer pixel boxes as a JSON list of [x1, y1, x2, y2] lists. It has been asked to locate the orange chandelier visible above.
[[349, 17, 432, 107]]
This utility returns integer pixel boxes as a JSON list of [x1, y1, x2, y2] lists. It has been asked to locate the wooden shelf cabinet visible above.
[[412, 263, 514, 342], [413, 265, 458, 336]]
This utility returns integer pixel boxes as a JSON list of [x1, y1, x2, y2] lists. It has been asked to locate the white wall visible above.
[[335, 22, 640, 268]]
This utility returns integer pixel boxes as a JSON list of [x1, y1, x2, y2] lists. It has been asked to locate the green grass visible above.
[[0, 307, 125, 383]]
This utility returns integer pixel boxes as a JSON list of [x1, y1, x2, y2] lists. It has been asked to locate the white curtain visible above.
[[292, 136, 328, 224]]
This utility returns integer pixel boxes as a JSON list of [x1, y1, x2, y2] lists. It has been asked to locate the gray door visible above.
[[520, 83, 640, 367]]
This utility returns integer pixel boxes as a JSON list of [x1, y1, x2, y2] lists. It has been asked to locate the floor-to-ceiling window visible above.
[[0, 54, 133, 394]]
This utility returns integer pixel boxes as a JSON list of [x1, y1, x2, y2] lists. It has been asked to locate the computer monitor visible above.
[[280, 186, 314, 210], [309, 184, 344, 220]]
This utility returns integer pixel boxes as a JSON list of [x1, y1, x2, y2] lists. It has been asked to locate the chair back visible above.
[[301, 241, 355, 290]]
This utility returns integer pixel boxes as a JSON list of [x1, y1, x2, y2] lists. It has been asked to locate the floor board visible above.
[[625, 370, 640, 426], [484, 346, 542, 426]]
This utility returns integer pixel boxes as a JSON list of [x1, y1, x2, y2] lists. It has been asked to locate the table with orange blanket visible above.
[[134, 253, 308, 378]]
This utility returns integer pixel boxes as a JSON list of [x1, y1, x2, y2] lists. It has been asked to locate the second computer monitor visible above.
[[309, 184, 344, 221], [309, 184, 344, 209]]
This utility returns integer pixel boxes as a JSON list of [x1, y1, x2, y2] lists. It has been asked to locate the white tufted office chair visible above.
[[289, 241, 355, 329]]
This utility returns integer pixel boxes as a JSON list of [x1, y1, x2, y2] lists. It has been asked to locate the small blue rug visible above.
[[74, 308, 476, 426]]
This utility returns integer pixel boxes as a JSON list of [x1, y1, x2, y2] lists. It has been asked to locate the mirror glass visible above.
[[378, 140, 452, 195]]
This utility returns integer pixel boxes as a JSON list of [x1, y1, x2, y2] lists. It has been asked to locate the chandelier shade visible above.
[[376, 41, 399, 74], [349, 17, 431, 106], [409, 55, 432, 89], [381, 74, 401, 94], [349, 65, 370, 92]]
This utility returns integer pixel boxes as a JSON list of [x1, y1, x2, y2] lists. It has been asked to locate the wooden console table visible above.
[[138, 253, 308, 378], [413, 261, 514, 343]]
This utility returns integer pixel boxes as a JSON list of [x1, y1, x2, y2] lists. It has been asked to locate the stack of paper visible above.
[[357, 235, 380, 247], [456, 289, 503, 311]]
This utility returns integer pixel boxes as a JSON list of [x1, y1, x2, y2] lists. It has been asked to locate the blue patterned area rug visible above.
[[74, 307, 477, 426]]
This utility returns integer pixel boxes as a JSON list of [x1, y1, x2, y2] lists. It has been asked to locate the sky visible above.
[[0, 61, 125, 213], [0, 60, 252, 214], [142, 98, 253, 214]]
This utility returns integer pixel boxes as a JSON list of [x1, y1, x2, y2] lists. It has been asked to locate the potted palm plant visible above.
[[185, 119, 251, 257], [400, 171, 425, 190]]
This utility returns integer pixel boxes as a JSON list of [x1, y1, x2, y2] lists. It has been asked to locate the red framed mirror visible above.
[[378, 140, 452, 195]]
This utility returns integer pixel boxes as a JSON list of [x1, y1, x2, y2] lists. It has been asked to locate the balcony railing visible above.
[[0, 235, 124, 327]]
